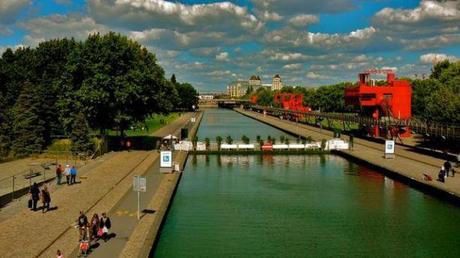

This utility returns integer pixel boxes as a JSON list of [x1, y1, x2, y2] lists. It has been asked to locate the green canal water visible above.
[[153, 109, 460, 257]]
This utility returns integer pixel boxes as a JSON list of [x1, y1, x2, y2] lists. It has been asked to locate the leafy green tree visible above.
[[0, 95, 11, 156], [78, 32, 176, 135], [204, 137, 210, 148], [255, 87, 274, 106], [430, 60, 451, 80], [241, 135, 250, 144], [412, 79, 441, 119], [216, 136, 223, 150], [11, 81, 46, 155], [225, 135, 233, 144], [192, 135, 198, 149], [170, 74, 177, 85], [71, 112, 93, 155], [175, 82, 198, 111]]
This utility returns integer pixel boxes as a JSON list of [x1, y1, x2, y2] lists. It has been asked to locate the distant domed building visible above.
[[249, 75, 262, 86], [272, 74, 283, 91]]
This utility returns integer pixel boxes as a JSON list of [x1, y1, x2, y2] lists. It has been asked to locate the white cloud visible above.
[[216, 52, 229, 61], [288, 14, 319, 27], [374, 1, 460, 25], [257, 10, 283, 21], [372, 1, 460, 50], [251, 0, 355, 15], [306, 71, 327, 79], [88, 0, 263, 34], [0, 0, 31, 24], [420, 53, 457, 64], [19, 15, 108, 46], [264, 27, 376, 51], [283, 63, 302, 70]]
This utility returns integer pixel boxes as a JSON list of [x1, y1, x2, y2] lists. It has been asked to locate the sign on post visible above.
[[384, 140, 395, 159], [133, 176, 146, 220]]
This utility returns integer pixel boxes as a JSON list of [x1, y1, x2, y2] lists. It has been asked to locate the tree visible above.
[[216, 136, 223, 150], [71, 112, 93, 155], [0, 95, 11, 156], [241, 135, 250, 144], [78, 32, 176, 135], [225, 135, 233, 144], [192, 135, 198, 150], [170, 74, 177, 85], [255, 87, 274, 106], [204, 137, 210, 148], [11, 82, 46, 155], [175, 82, 198, 111]]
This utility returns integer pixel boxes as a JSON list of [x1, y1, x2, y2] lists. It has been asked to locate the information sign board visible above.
[[160, 151, 172, 168]]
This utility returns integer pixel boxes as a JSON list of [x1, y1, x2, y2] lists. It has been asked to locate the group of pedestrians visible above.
[[438, 160, 455, 183], [29, 182, 52, 213], [55, 164, 78, 185], [77, 211, 112, 257]]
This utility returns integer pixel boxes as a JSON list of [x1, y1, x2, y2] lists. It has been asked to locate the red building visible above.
[[345, 69, 412, 137]]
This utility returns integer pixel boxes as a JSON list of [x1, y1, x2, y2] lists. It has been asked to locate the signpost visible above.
[[384, 140, 395, 159], [160, 150, 173, 173], [133, 176, 146, 220]]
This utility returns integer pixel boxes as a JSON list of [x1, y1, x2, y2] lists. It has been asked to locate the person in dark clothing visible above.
[[30, 183, 40, 211], [438, 167, 446, 183], [99, 212, 112, 242], [40, 186, 51, 213], [78, 211, 89, 241], [444, 160, 452, 177]]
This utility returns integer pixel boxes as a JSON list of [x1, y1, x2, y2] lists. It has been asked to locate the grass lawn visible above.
[[107, 112, 182, 136]]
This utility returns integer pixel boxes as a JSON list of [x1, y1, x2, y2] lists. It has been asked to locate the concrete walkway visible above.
[[235, 108, 460, 198], [0, 112, 197, 258]]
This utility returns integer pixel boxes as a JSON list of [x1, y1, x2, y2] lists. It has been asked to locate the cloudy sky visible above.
[[0, 0, 459, 91]]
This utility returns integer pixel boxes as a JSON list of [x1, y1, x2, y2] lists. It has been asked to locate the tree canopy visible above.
[[0, 32, 197, 157]]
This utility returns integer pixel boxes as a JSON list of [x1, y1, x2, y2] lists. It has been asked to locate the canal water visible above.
[[153, 109, 460, 257]]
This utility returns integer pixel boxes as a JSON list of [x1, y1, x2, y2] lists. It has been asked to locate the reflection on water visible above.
[[197, 109, 294, 141], [154, 154, 460, 257]]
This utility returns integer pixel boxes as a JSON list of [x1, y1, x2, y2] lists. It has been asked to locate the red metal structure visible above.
[[345, 69, 412, 138], [274, 93, 312, 112]]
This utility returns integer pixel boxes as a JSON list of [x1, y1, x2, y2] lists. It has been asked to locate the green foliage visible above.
[[192, 135, 198, 146], [225, 135, 233, 144], [0, 95, 11, 156], [255, 87, 274, 106], [71, 112, 93, 155], [279, 135, 285, 143], [256, 135, 261, 143], [241, 135, 250, 144], [204, 137, 210, 148], [285, 138, 290, 145], [0, 32, 196, 157], [216, 136, 223, 150], [412, 60, 460, 124], [174, 82, 198, 111], [11, 82, 46, 155]]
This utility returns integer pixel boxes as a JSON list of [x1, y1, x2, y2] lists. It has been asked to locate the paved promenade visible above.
[[0, 112, 198, 258], [235, 108, 460, 198]]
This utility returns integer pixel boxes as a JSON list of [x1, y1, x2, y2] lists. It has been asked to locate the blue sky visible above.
[[1, 0, 459, 91]]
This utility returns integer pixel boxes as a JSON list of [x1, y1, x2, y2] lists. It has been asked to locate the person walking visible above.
[[438, 166, 446, 183], [64, 165, 71, 185], [99, 212, 112, 242], [40, 185, 51, 213], [30, 183, 40, 211], [444, 160, 452, 177], [70, 166, 77, 185], [90, 214, 99, 241], [78, 211, 88, 241], [56, 164, 63, 185]]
